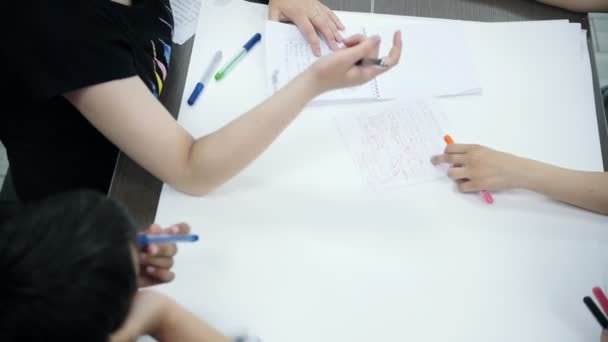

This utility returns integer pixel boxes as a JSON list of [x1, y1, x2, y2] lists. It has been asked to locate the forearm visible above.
[[518, 158, 608, 214], [153, 299, 230, 342], [536, 0, 608, 12], [71, 33, 398, 197], [179, 70, 321, 195]]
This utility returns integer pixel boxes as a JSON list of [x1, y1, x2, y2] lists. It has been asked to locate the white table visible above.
[[154, 2, 608, 341]]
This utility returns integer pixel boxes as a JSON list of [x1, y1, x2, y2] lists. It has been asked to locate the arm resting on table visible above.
[[65, 73, 320, 196], [519, 158, 608, 214], [65, 34, 401, 196]]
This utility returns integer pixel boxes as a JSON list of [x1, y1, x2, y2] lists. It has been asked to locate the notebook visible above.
[[265, 20, 482, 103]]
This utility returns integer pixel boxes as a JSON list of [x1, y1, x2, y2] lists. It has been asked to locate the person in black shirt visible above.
[[0, 0, 402, 203]]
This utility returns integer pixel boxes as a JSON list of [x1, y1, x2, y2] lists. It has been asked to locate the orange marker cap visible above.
[[444, 134, 454, 145]]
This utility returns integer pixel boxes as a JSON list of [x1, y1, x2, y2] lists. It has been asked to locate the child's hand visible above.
[[138, 223, 191, 287], [431, 144, 527, 192], [269, 0, 345, 56], [110, 290, 169, 342], [308, 31, 402, 93]]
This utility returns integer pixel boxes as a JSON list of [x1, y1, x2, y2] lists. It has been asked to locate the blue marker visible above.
[[138, 234, 199, 246], [187, 51, 223, 106], [215, 33, 262, 81]]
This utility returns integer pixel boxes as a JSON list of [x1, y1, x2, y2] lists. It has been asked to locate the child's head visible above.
[[0, 190, 139, 342]]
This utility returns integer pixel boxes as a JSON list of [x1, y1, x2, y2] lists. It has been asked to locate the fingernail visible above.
[[314, 47, 321, 56], [149, 244, 159, 255], [430, 156, 437, 164], [146, 266, 156, 274], [170, 225, 179, 233], [372, 35, 381, 42]]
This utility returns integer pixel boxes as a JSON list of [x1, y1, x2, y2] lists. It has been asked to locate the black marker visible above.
[[584, 296, 608, 329]]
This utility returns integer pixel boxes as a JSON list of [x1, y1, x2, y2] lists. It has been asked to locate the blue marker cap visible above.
[[138, 234, 199, 246], [187, 83, 205, 106], [243, 33, 262, 51]]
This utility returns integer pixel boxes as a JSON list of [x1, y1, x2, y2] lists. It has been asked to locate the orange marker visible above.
[[443, 134, 494, 204], [443, 135, 455, 145]]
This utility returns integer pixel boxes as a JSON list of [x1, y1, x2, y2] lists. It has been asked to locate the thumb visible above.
[[342, 34, 365, 48], [143, 223, 162, 234], [341, 35, 381, 64]]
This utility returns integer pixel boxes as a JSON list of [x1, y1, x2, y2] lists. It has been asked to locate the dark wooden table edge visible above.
[[588, 19, 608, 171]]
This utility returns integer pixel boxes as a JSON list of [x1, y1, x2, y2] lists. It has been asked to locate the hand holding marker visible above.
[[443, 134, 494, 204]]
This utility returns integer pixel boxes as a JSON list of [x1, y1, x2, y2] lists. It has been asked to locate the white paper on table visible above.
[[265, 20, 482, 103], [335, 98, 450, 189], [170, 0, 202, 45], [372, 22, 482, 97], [155, 6, 608, 341]]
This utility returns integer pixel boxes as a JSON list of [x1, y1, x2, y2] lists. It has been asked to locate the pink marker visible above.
[[593, 287, 608, 316], [481, 190, 494, 204]]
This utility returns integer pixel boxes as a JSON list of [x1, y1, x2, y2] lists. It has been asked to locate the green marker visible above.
[[215, 33, 262, 81]]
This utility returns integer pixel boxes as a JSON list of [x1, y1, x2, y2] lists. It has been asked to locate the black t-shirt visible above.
[[0, 0, 173, 202]]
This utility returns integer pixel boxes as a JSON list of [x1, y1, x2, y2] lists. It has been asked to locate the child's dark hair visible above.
[[0, 190, 139, 341]]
